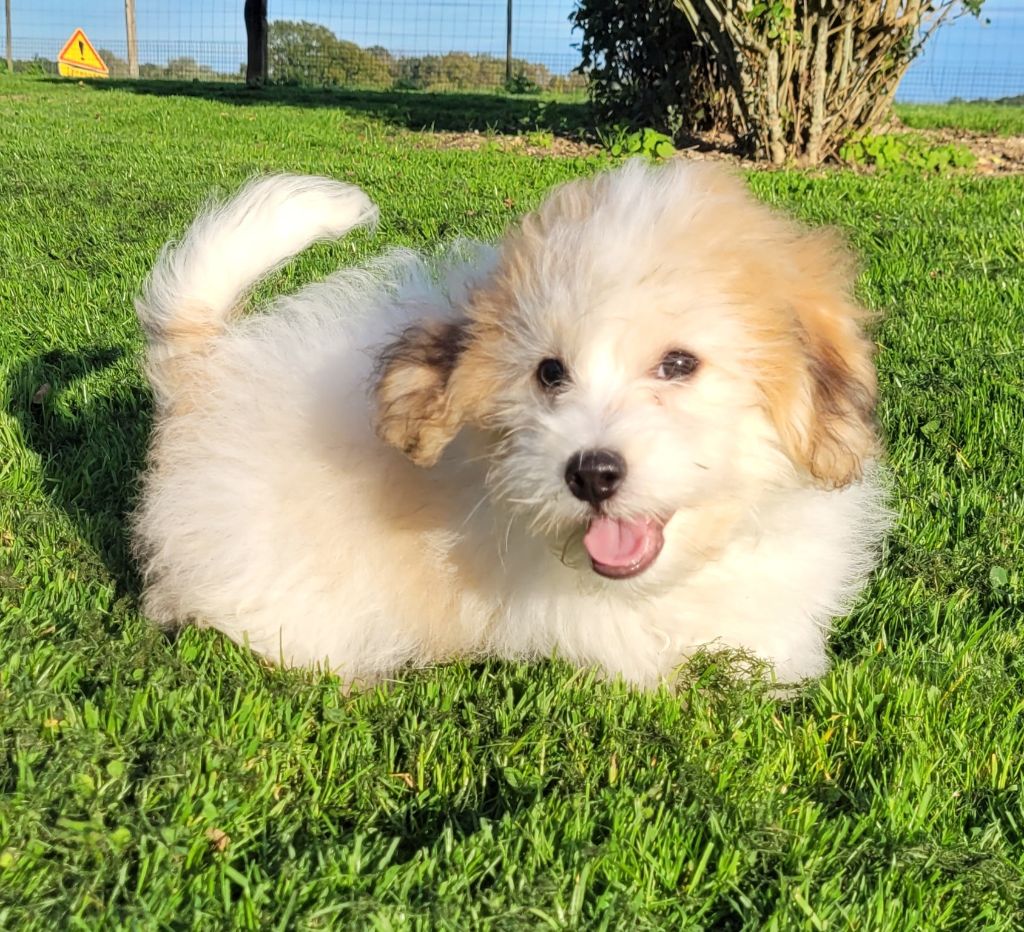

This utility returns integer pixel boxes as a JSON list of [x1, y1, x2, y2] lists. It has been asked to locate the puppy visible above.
[[133, 161, 888, 689]]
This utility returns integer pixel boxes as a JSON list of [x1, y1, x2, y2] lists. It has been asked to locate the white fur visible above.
[[134, 166, 888, 688]]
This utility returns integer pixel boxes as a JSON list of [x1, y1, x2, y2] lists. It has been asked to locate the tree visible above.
[[268, 20, 391, 87], [245, 0, 268, 87]]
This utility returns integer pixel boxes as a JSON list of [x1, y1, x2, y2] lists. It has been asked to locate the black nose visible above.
[[564, 449, 626, 506]]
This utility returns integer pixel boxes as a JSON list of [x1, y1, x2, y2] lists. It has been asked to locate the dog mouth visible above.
[[583, 515, 666, 579]]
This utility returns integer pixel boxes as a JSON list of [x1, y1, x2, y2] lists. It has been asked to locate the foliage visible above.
[[1, 75, 1023, 927], [266, 20, 584, 94], [92, 48, 230, 82], [145, 57, 222, 81], [571, 0, 715, 137], [95, 49, 129, 79], [504, 71, 540, 95], [524, 129, 555, 149], [841, 133, 976, 172], [7, 55, 57, 76], [396, 51, 534, 92], [269, 20, 392, 87], [601, 126, 677, 159]]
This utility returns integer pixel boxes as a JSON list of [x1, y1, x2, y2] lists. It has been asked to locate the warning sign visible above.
[[57, 29, 109, 79]]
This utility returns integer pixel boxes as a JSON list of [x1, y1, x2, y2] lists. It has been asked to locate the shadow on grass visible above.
[[6, 346, 151, 597], [63, 77, 595, 137]]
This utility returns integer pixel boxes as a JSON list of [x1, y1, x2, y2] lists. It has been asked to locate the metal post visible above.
[[124, 0, 138, 78], [5, 0, 12, 76], [244, 0, 268, 87], [505, 0, 512, 85]]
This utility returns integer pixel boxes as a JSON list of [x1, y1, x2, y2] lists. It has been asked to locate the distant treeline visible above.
[[948, 94, 1024, 106], [262, 20, 584, 93], [5, 53, 234, 81], [6, 20, 584, 94]]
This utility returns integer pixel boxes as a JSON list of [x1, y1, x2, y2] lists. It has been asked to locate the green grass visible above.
[[79, 77, 594, 137], [895, 101, 1024, 136], [1, 74, 1023, 928]]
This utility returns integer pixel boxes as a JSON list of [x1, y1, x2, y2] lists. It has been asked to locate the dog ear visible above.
[[373, 319, 472, 466], [764, 231, 879, 489]]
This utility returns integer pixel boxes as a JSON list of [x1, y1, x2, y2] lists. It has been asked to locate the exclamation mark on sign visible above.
[[78, 40, 85, 61]]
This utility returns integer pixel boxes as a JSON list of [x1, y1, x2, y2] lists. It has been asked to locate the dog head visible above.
[[374, 160, 877, 581]]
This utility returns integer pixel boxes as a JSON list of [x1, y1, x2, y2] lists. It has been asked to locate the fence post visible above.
[[124, 0, 138, 78], [505, 0, 512, 85], [245, 0, 268, 88], [4, 0, 12, 75]]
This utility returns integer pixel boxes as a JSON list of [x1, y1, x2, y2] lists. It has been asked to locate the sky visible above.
[[9, 0, 1024, 103]]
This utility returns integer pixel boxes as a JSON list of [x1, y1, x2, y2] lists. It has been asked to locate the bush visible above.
[[675, 1, 985, 163], [574, 0, 987, 164], [571, 0, 717, 137]]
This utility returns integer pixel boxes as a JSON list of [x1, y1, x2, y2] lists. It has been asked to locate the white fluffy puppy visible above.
[[134, 160, 887, 688]]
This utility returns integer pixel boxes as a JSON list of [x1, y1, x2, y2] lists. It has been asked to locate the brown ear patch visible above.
[[749, 224, 879, 489], [801, 329, 878, 487], [373, 319, 470, 466]]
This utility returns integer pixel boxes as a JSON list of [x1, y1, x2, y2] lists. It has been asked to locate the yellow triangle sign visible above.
[[57, 28, 109, 78]]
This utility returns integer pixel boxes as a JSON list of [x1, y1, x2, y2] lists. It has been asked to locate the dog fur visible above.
[[133, 161, 888, 689]]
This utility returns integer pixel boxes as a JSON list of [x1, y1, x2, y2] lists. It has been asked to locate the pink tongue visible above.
[[583, 516, 653, 568]]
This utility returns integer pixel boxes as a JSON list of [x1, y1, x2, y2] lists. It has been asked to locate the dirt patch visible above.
[[914, 127, 1024, 175], [411, 127, 758, 166], [413, 123, 1024, 174], [411, 130, 600, 159]]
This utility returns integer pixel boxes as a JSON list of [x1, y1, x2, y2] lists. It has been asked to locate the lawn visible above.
[[895, 100, 1024, 136], [1, 75, 1022, 929]]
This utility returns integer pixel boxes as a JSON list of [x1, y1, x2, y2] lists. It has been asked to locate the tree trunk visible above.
[[244, 0, 268, 88], [765, 47, 785, 165], [804, 12, 829, 165]]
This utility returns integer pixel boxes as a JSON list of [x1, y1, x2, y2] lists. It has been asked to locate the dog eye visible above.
[[656, 350, 700, 381], [536, 357, 569, 391]]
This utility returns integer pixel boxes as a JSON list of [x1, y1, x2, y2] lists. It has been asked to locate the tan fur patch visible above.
[[374, 319, 471, 465], [744, 226, 878, 488]]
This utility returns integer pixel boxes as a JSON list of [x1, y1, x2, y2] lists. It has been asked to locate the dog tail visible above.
[[136, 173, 378, 407]]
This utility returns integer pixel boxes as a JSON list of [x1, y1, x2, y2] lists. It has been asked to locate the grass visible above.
[[79, 77, 593, 137], [1, 74, 1023, 928], [895, 101, 1024, 136]]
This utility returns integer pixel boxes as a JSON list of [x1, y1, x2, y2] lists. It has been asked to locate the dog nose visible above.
[[565, 449, 626, 506]]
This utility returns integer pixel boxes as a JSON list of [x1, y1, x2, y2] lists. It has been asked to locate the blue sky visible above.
[[10, 0, 1024, 102]]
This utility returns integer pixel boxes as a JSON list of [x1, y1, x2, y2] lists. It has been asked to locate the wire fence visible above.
[[3, 1, 1023, 103], [3, 0, 583, 92]]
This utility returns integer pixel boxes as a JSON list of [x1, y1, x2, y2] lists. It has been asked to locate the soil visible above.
[[412, 130, 600, 159], [414, 123, 1024, 174], [914, 127, 1024, 175]]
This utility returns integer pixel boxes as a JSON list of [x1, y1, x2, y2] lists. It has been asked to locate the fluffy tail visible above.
[[137, 173, 378, 407]]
